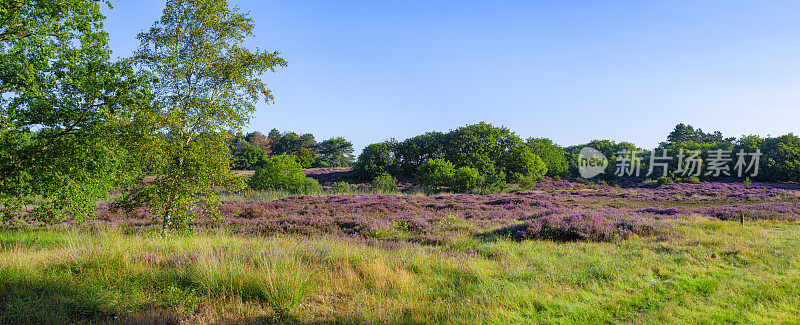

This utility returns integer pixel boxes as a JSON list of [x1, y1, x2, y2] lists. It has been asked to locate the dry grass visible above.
[[1, 219, 799, 323]]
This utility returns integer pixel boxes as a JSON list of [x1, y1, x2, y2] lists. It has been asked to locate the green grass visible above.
[[1, 219, 799, 324]]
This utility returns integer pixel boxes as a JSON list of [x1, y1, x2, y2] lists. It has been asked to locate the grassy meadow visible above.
[[1, 218, 798, 324]]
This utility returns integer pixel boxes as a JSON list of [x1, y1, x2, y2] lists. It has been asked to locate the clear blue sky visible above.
[[102, 0, 800, 153]]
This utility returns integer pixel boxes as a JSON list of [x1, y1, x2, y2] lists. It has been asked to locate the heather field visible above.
[[2, 175, 800, 323]]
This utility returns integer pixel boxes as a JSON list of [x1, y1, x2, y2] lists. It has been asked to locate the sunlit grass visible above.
[[1, 219, 799, 323]]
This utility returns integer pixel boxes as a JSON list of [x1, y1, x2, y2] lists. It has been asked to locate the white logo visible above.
[[578, 147, 608, 179]]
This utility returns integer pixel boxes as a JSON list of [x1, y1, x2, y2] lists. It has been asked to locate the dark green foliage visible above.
[[450, 167, 480, 193], [527, 138, 569, 177], [355, 122, 547, 185], [354, 141, 397, 180], [444, 122, 533, 179], [0, 0, 152, 220], [478, 170, 507, 193], [274, 132, 302, 155], [565, 140, 644, 179], [664, 123, 734, 145], [500, 145, 547, 184], [393, 132, 449, 179], [316, 137, 355, 167], [417, 158, 455, 188], [231, 137, 266, 170], [755, 134, 800, 182], [250, 155, 311, 193]]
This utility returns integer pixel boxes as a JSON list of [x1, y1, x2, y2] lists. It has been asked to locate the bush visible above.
[[371, 173, 397, 192], [478, 170, 507, 194], [250, 155, 311, 193], [417, 158, 455, 188], [450, 167, 480, 193], [298, 177, 322, 194], [684, 176, 701, 184], [657, 176, 673, 187], [331, 181, 352, 193], [513, 172, 544, 189]]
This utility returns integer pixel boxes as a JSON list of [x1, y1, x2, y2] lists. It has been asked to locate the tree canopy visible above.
[[119, 0, 286, 232], [0, 0, 151, 220]]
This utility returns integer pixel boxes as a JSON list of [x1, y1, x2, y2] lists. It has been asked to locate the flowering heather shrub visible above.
[[492, 214, 670, 242], [7, 179, 800, 245], [303, 167, 356, 184]]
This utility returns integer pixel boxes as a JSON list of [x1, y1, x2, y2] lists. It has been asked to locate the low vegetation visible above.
[[1, 219, 799, 323]]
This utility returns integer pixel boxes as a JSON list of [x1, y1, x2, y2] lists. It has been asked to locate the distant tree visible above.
[[299, 133, 317, 151], [444, 122, 544, 182], [267, 128, 281, 143], [274, 132, 301, 155], [245, 131, 272, 155], [317, 137, 355, 167], [122, 0, 286, 233], [296, 147, 317, 168], [757, 134, 800, 182], [527, 138, 569, 178], [354, 140, 397, 180], [666, 123, 696, 144], [231, 138, 266, 170], [393, 132, 449, 178], [663, 123, 734, 146], [0, 0, 151, 221], [565, 140, 643, 179]]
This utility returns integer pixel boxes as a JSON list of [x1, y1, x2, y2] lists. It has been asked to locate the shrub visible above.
[[331, 181, 351, 193], [684, 176, 701, 184], [513, 172, 544, 189], [371, 173, 397, 192], [657, 176, 673, 187], [417, 158, 455, 188], [450, 167, 480, 193], [250, 155, 309, 193], [641, 179, 658, 188], [477, 170, 507, 194], [298, 177, 322, 194]]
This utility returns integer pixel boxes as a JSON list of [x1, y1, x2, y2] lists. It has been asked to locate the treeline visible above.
[[353, 122, 551, 193], [354, 122, 800, 192], [230, 129, 354, 170]]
